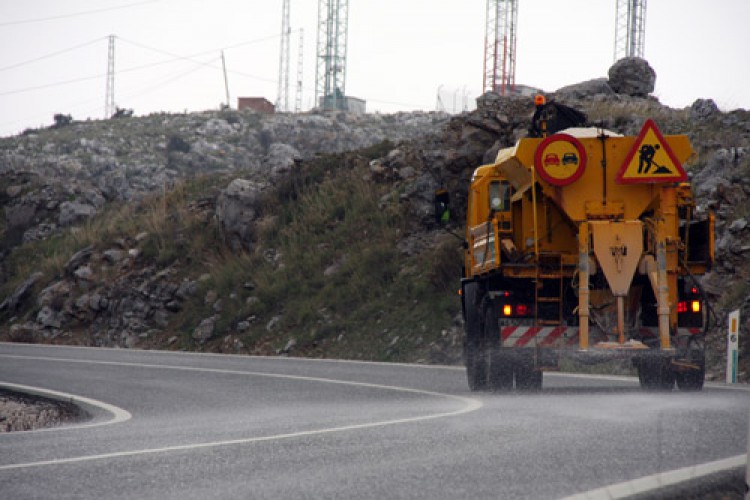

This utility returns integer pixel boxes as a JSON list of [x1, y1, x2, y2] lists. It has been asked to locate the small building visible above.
[[237, 97, 275, 114], [318, 94, 366, 114]]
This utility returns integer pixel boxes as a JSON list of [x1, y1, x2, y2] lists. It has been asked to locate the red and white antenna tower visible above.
[[483, 0, 518, 96]]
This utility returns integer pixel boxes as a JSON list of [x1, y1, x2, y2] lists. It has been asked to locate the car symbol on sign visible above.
[[544, 153, 560, 166], [562, 153, 578, 165]]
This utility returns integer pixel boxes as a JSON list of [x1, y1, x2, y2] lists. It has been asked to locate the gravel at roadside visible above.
[[0, 389, 87, 432]]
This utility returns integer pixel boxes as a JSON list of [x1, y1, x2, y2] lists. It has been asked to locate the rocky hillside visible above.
[[1, 58, 749, 381]]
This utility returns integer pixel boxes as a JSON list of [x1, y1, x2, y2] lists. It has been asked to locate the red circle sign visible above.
[[534, 133, 587, 186]]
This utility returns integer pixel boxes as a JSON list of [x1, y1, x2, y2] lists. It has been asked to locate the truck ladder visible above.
[[535, 253, 563, 326]]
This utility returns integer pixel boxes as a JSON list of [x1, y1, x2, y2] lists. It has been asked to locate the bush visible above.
[[52, 114, 72, 129]]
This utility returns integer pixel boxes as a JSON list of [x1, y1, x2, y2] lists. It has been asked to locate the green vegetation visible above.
[[218, 146, 459, 360], [0, 142, 461, 362]]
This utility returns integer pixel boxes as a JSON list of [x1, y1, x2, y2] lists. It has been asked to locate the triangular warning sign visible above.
[[615, 119, 688, 184]]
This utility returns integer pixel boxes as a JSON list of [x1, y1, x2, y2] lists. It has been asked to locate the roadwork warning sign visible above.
[[615, 119, 687, 184]]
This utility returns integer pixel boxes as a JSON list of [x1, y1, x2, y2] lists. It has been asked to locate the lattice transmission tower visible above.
[[614, 0, 647, 61], [294, 28, 304, 113], [315, 0, 349, 110], [483, 0, 518, 96], [105, 34, 116, 118], [276, 0, 292, 112]]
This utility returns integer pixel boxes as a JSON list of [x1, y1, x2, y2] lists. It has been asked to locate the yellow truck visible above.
[[455, 101, 714, 391]]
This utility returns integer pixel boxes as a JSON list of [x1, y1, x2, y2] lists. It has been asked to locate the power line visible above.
[[116, 56, 222, 104], [0, 54, 223, 133], [117, 33, 291, 66], [0, 0, 159, 27], [0, 37, 105, 73], [0, 37, 283, 98], [0, 32, 299, 130], [0, 73, 104, 97]]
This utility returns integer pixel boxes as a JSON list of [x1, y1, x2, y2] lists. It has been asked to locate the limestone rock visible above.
[[0, 272, 44, 312], [555, 78, 615, 100], [192, 316, 218, 343], [608, 57, 656, 96], [215, 178, 264, 251], [265, 143, 301, 178], [690, 99, 720, 121], [58, 201, 96, 226], [36, 306, 62, 328]]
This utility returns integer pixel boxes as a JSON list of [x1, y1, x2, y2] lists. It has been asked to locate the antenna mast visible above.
[[294, 28, 304, 113], [614, 0, 647, 61], [483, 0, 518, 96], [277, 0, 292, 112], [221, 50, 230, 108], [105, 34, 116, 118], [315, 0, 349, 110]]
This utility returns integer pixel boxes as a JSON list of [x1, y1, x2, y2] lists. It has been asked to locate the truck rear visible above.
[[458, 107, 714, 391]]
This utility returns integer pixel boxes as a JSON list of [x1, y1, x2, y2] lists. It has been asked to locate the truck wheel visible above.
[[638, 358, 674, 391], [675, 368, 704, 391], [515, 360, 543, 391], [464, 283, 488, 391], [675, 341, 705, 391], [485, 303, 513, 391]]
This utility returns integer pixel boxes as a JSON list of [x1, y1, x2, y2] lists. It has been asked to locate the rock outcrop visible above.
[[608, 57, 656, 96]]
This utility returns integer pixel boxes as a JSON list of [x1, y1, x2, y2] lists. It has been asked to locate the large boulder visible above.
[[608, 57, 656, 96]]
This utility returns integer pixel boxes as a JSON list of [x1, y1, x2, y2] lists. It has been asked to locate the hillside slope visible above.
[[1, 82, 749, 381]]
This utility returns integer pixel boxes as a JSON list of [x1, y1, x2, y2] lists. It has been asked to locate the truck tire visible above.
[[675, 367, 704, 391], [637, 358, 675, 391], [485, 302, 513, 391], [515, 353, 543, 391], [675, 340, 705, 391], [464, 282, 488, 391]]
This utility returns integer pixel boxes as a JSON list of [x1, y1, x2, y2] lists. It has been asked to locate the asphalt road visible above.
[[1, 342, 748, 499]]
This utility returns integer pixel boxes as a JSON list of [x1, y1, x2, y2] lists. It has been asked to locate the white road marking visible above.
[[0, 381, 132, 433], [0, 353, 483, 470], [0, 341, 464, 370], [561, 454, 747, 500]]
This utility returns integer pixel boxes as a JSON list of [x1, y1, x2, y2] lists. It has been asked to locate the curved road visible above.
[[1, 343, 748, 499]]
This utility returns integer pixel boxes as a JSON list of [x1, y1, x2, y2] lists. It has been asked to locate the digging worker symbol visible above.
[[638, 143, 672, 175]]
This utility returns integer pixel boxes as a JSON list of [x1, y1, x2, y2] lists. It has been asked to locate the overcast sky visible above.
[[1, 0, 748, 138]]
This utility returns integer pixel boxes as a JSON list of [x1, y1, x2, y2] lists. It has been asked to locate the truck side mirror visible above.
[[434, 189, 451, 225]]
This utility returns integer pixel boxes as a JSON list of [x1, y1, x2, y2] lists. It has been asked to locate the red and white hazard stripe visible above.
[[500, 326, 580, 348], [499, 326, 704, 348]]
